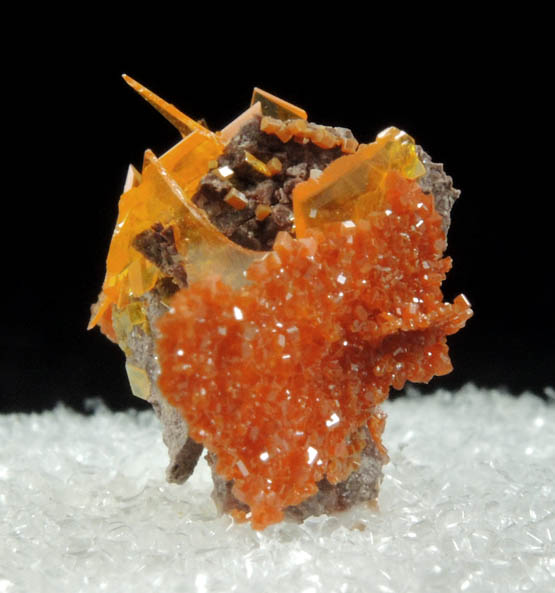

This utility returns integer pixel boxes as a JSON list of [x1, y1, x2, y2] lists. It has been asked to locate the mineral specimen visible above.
[[90, 76, 472, 529]]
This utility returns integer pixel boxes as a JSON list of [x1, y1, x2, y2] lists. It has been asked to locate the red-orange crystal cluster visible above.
[[157, 170, 472, 529]]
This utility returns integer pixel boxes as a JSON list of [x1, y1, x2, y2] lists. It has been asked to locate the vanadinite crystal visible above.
[[90, 77, 472, 529]]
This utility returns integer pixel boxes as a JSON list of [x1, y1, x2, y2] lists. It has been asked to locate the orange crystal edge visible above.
[[88, 83, 307, 333], [90, 83, 472, 530]]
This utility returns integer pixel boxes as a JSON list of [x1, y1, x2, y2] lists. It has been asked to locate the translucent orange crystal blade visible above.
[[293, 127, 426, 237], [146, 156, 263, 289], [88, 148, 262, 330], [89, 152, 186, 328], [89, 123, 224, 330], [251, 87, 308, 121], [91, 82, 310, 329], [123, 74, 213, 138], [158, 129, 224, 195]]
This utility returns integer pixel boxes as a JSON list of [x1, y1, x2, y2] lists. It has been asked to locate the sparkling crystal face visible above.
[[90, 78, 472, 530]]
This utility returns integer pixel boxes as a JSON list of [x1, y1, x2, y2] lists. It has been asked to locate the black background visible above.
[[3, 28, 552, 413]]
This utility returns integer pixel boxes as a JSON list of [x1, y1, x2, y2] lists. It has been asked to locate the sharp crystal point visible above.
[[122, 74, 206, 138]]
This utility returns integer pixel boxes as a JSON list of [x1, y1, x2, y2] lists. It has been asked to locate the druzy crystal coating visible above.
[[90, 77, 472, 529]]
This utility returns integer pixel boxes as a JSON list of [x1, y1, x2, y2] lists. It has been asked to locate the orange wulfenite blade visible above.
[[251, 87, 308, 121], [123, 74, 212, 138]]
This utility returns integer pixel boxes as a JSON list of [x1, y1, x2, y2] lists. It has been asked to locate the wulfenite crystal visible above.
[[90, 77, 472, 529]]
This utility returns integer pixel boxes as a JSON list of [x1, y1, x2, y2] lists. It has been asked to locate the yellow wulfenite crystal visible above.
[[266, 157, 282, 175], [123, 74, 212, 138], [125, 362, 151, 400], [251, 87, 308, 121], [89, 149, 261, 329], [293, 127, 426, 237], [244, 151, 272, 177], [88, 79, 271, 331], [224, 188, 249, 210]]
